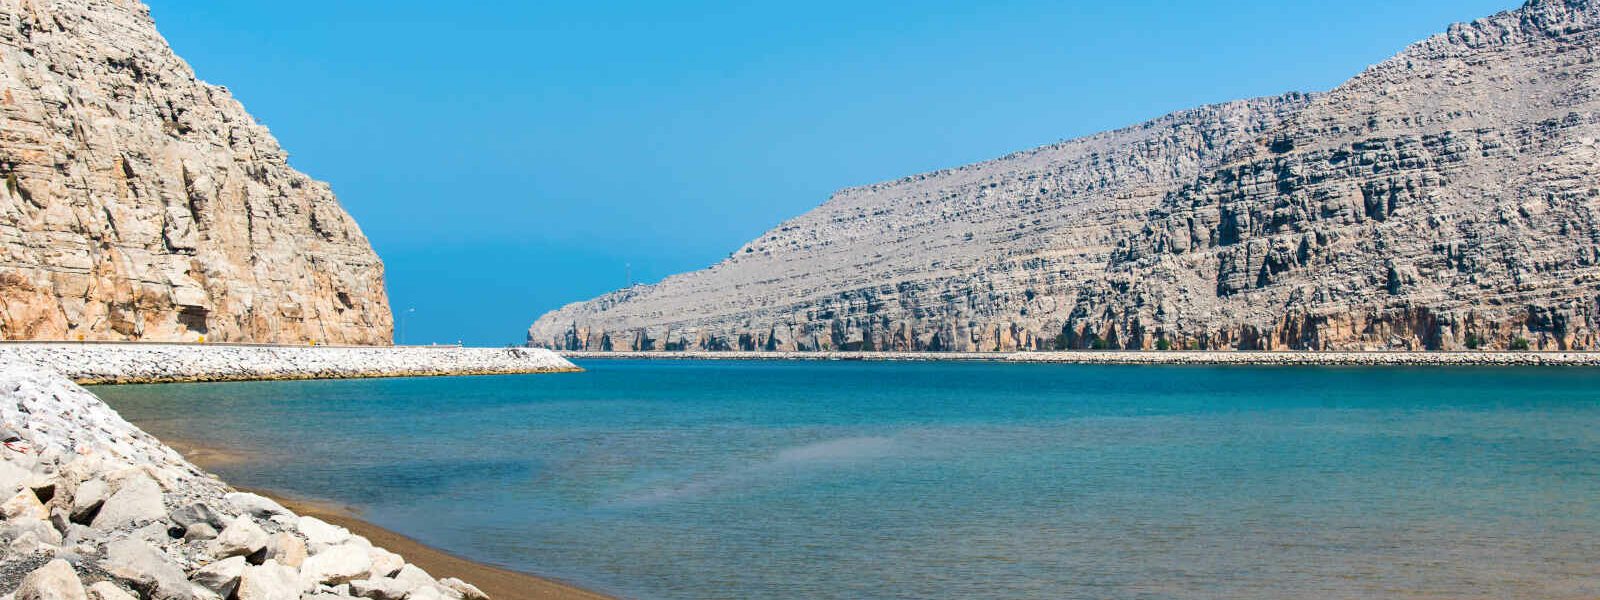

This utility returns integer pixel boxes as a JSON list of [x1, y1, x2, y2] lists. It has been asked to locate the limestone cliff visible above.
[[0, 0, 391, 344], [530, 0, 1600, 352]]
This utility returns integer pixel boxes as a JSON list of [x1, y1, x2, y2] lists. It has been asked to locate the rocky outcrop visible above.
[[0, 364, 493, 600], [530, 0, 1600, 353], [0, 0, 391, 344], [0, 344, 579, 384]]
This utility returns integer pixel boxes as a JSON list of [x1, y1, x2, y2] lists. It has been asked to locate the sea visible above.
[[95, 360, 1600, 599]]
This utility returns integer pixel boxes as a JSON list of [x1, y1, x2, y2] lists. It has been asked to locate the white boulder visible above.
[[299, 543, 372, 586], [224, 493, 290, 519], [439, 578, 490, 600], [211, 516, 269, 559], [1, 489, 49, 521], [15, 559, 87, 600], [235, 560, 303, 600], [90, 475, 165, 529], [189, 556, 247, 598], [296, 515, 350, 549], [84, 582, 137, 600]]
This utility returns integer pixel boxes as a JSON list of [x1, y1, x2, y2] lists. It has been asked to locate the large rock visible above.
[[529, 0, 1600, 354], [15, 559, 87, 600], [90, 475, 166, 530], [182, 523, 219, 542], [365, 547, 405, 580], [211, 516, 269, 560], [390, 564, 436, 591], [102, 539, 204, 600], [439, 578, 489, 600], [265, 532, 307, 568], [0, 0, 392, 344], [169, 503, 226, 531], [405, 586, 449, 600], [9, 517, 65, 546], [84, 582, 138, 600], [0, 459, 31, 498], [1, 488, 49, 521], [347, 578, 412, 600], [223, 493, 290, 520], [68, 479, 110, 524], [234, 561, 302, 600], [188, 556, 246, 598], [299, 543, 373, 587], [296, 516, 350, 549]]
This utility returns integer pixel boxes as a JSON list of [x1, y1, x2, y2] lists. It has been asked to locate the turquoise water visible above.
[[96, 361, 1600, 599]]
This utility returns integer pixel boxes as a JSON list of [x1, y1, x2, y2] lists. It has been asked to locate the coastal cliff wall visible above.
[[0, 0, 392, 344], [530, 0, 1600, 353]]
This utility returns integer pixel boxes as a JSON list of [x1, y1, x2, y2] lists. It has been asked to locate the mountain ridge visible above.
[[531, 0, 1600, 352]]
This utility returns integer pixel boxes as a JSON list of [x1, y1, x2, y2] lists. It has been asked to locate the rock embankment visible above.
[[0, 364, 497, 600], [0, 345, 579, 384], [562, 350, 1600, 366]]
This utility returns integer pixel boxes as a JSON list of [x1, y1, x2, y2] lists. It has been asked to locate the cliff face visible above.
[[0, 0, 391, 344], [531, 0, 1600, 353]]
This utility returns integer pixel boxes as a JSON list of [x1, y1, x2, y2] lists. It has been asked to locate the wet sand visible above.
[[264, 492, 613, 600], [171, 440, 613, 600]]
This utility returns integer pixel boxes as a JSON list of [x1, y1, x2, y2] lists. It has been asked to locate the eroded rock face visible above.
[[0, 0, 391, 344], [530, 0, 1600, 352]]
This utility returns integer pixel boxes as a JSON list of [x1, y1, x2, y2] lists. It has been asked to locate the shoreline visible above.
[[256, 491, 613, 600], [152, 415, 617, 600], [0, 361, 613, 600], [559, 349, 1600, 366], [0, 363, 600, 600]]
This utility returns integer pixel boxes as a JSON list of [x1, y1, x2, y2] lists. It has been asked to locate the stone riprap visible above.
[[0, 364, 497, 600], [563, 350, 1600, 366], [0, 0, 391, 344], [532, 0, 1600, 354], [0, 344, 579, 384]]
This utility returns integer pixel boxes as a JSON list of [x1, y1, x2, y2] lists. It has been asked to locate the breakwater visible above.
[[0, 344, 580, 384]]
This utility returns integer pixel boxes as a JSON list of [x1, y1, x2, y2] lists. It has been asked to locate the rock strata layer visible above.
[[0, 364, 497, 600], [0, 344, 579, 384], [0, 0, 391, 344], [531, 0, 1600, 353]]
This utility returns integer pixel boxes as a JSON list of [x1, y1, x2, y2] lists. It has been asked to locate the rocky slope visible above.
[[530, 0, 1600, 352], [0, 364, 491, 600], [0, 0, 391, 344]]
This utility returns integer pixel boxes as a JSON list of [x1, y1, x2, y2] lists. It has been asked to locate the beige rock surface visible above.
[[0, 0, 391, 344], [530, 0, 1600, 352]]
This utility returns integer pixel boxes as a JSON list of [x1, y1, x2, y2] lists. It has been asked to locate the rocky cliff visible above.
[[0, 0, 391, 344], [530, 0, 1600, 353]]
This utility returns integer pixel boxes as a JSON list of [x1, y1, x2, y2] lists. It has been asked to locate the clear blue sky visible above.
[[144, 0, 1517, 346]]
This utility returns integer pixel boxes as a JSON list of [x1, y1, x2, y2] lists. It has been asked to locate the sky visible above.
[[143, 0, 1519, 346]]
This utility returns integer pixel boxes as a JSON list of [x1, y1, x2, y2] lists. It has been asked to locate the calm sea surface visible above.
[[95, 360, 1600, 599]]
